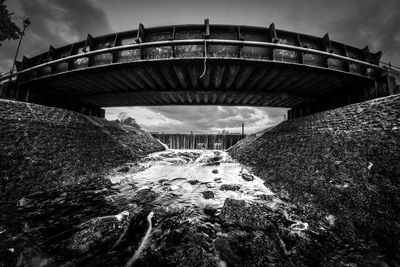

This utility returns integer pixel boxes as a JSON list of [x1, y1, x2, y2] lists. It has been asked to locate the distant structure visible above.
[[152, 133, 244, 150], [1, 19, 399, 119]]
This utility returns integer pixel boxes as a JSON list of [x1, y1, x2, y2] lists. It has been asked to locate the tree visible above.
[[117, 112, 127, 123], [116, 112, 141, 129], [0, 0, 21, 47], [124, 117, 141, 129]]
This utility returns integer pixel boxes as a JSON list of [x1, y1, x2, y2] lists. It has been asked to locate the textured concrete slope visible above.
[[0, 100, 164, 200], [229, 94, 400, 263]]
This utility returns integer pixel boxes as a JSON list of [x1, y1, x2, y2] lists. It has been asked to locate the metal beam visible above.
[[136, 67, 158, 89], [173, 65, 189, 89], [223, 65, 240, 89], [159, 66, 178, 89], [246, 68, 270, 91], [143, 66, 167, 90], [213, 65, 226, 89], [254, 68, 281, 91], [234, 66, 254, 89], [188, 65, 199, 88], [3, 37, 383, 82]]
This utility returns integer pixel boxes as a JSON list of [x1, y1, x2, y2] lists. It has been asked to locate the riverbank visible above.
[[229, 94, 400, 265], [0, 100, 164, 201]]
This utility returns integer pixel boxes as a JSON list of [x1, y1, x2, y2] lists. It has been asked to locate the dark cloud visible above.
[[95, 0, 399, 65], [0, 0, 111, 74], [325, 0, 400, 65]]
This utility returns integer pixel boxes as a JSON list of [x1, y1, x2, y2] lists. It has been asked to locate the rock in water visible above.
[[16, 197, 35, 208], [117, 166, 130, 173], [188, 179, 199, 185], [241, 173, 254, 181], [68, 211, 130, 254], [220, 184, 241, 191], [171, 177, 186, 181], [202, 191, 215, 199], [205, 161, 220, 166]]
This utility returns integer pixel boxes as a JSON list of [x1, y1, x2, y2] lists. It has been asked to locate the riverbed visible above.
[[0, 149, 315, 266]]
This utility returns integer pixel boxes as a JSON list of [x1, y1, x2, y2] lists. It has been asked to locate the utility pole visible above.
[[242, 122, 244, 139], [9, 18, 31, 82]]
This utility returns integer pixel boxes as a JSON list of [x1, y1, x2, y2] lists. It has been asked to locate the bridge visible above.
[[1, 20, 398, 119]]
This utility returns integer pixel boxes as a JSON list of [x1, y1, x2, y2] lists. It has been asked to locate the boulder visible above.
[[68, 211, 130, 254], [241, 173, 254, 181], [202, 191, 215, 199], [188, 179, 200, 185]]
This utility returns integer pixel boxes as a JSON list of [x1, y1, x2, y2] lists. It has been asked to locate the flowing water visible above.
[[108, 150, 275, 209], [0, 149, 311, 266]]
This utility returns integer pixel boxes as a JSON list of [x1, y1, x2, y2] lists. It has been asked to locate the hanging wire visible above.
[[199, 38, 207, 78]]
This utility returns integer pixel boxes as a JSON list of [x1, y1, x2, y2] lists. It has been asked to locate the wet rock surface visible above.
[[220, 184, 241, 191], [202, 190, 215, 199], [241, 172, 255, 181], [0, 149, 290, 266], [68, 211, 131, 254]]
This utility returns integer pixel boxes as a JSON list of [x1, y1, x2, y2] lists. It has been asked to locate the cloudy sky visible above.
[[2, 0, 399, 133]]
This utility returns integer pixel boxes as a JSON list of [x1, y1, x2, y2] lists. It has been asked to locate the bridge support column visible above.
[[0, 82, 19, 100], [387, 69, 400, 94]]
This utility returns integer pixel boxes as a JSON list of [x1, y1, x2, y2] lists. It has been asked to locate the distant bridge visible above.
[[1, 20, 397, 119]]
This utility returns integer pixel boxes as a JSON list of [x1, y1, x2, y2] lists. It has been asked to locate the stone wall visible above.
[[0, 100, 164, 200], [229, 94, 400, 263]]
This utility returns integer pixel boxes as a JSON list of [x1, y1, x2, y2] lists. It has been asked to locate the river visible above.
[[0, 149, 312, 266]]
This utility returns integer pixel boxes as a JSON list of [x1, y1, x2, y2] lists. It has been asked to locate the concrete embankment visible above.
[[0, 100, 164, 201], [229, 94, 400, 264]]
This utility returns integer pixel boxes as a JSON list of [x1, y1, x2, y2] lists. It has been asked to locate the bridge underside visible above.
[[13, 58, 380, 118], [2, 22, 394, 118]]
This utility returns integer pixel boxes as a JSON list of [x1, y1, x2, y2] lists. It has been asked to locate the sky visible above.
[[2, 0, 399, 133]]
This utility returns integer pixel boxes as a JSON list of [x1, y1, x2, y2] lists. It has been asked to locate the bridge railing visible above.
[[0, 25, 385, 83]]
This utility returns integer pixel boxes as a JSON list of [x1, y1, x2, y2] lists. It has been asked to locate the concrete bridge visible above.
[[1, 20, 398, 119]]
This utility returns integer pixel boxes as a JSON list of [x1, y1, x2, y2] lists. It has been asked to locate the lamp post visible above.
[[9, 18, 30, 80]]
